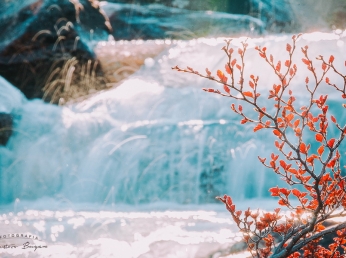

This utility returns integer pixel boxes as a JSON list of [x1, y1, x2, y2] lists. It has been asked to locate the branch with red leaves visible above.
[[173, 34, 346, 257]]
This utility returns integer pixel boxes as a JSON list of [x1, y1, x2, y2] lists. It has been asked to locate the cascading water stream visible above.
[[1, 33, 346, 207]]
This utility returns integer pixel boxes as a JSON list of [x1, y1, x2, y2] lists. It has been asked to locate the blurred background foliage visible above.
[[107, 0, 346, 30]]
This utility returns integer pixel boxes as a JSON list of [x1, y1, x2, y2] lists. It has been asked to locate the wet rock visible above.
[[0, 113, 13, 146], [102, 2, 265, 40], [0, 0, 111, 103]]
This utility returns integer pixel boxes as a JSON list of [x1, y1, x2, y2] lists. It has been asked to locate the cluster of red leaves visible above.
[[173, 34, 346, 257]]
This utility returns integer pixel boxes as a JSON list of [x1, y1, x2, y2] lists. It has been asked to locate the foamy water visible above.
[[0, 199, 284, 258]]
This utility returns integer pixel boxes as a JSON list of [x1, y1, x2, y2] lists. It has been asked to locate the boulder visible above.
[[0, 113, 13, 146], [102, 2, 265, 40], [0, 0, 112, 103]]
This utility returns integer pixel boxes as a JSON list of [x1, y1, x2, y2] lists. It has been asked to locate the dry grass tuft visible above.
[[42, 39, 169, 105], [42, 57, 109, 105]]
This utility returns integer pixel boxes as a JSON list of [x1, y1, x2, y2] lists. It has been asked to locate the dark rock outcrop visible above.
[[0, 0, 111, 103], [0, 113, 13, 146], [102, 2, 264, 40]]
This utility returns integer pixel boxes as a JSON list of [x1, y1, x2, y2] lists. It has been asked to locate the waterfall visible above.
[[1, 33, 345, 206]]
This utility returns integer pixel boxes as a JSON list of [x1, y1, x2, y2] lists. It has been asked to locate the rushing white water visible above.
[[1, 32, 346, 205], [0, 32, 346, 257]]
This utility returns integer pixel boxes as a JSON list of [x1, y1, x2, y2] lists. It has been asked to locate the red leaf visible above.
[[273, 129, 281, 137], [249, 81, 255, 88], [240, 118, 248, 124], [292, 189, 301, 198], [301, 198, 308, 205], [280, 160, 287, 169], [307, 154, 318, 164], [278, 199, 286, 206], [217, 70, 224, 80], [315, 134, 323, 142], [302, 176, 311, 183], [231, 59, 237, 67], [316, 224, 325, 231], [280, 188, 291, 196], [275, 141, 280, 149], [243, 91, 254, 98], [259, 52, 266, 58], [321, 173, 332, 182], [317, 146, 324, 156], [302, 58, 310, 65], [288, 168, 297, 174], [226, 196, 233, 206], [286, 113, 294, 122], [269, 187, 280, 196], [331, 115, 336, 123], [329, 55, 335, 63], [225, 64, 232, 75], [286, 44, 292, 52], [271, 153, 279, 161], [327, 159, 336, 168], [300, 143, 307, 154], [205, 68, 211, 76], [258, 156, 266, 163], [322, 63, 327, 71], [274, 84, 281, 94], [254, 124, 264, 132], [327, 138, 335, 148], [305, 77, 309, 84], [276, 61, 281, 72], [282, 78, 287, 87], [223, 85, 230, 94]]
